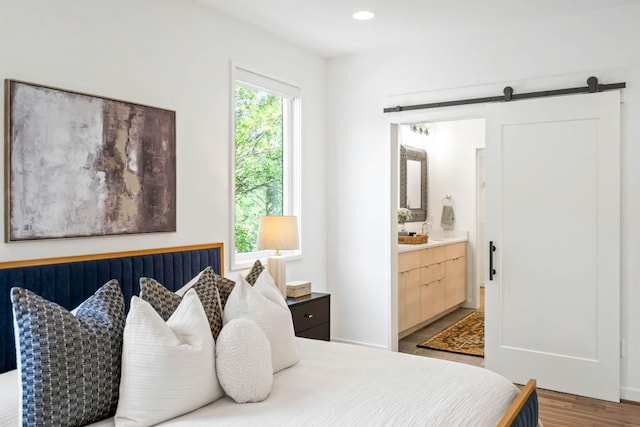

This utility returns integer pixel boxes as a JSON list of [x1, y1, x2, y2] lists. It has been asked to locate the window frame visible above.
[[230, 65, 302, 271]]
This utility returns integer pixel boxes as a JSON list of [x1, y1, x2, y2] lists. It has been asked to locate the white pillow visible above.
[[253, 269, 288, 308], [115, 289, 224, 427], [216, 319, 273, 403], [223, 274, 298, 373], [0, 369, 18, 427]]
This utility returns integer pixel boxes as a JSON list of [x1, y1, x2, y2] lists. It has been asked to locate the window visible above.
[[231, 67, 301, 269]]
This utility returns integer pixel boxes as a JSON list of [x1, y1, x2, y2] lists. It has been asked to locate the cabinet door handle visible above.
[[489, 241, 497, 280], [304, 313, 314, 319]]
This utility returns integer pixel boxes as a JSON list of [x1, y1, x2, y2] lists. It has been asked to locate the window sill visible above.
[[230, 252, 302, 273]]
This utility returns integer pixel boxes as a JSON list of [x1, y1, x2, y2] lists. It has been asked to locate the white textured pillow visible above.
[[253, 269, 288, 308], [0, 369, 18, 427], [115, 289, 224, 427], [224, 274, 298, 373], [216, 319, 273, 403]]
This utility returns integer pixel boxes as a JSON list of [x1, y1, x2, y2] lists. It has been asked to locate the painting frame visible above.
[[4, 79, 176, 242]]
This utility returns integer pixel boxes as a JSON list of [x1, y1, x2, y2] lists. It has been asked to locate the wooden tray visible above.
[[398, 235, 428, 244]]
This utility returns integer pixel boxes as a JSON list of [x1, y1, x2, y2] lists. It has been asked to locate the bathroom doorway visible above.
[[396, 118, 486, 306], [396, 118, 486, 365]]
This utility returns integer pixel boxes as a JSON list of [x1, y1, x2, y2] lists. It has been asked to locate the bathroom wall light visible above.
[[410, 124, 429, 136], [353, 10, 375, 20]]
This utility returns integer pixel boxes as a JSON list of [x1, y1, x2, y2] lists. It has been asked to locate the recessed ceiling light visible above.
[[353, 10, 375, 21]]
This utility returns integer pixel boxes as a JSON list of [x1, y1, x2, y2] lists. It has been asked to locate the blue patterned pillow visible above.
[[11, 280, 125, 427]]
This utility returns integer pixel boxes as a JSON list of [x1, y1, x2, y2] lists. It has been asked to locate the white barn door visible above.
[[484, 91, 620, 402]]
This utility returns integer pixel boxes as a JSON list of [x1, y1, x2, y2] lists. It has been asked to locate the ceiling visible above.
[[196, 0, 635, 58]]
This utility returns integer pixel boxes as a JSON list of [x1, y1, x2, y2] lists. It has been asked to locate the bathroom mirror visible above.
[[400, 145, 428, 222]]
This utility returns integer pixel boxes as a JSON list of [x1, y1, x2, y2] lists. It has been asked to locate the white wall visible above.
[[0, 0, 327, 290], [327, 3, 640, 400]]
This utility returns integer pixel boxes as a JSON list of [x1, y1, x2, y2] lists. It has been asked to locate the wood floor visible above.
[[399, 293, 640, 426]]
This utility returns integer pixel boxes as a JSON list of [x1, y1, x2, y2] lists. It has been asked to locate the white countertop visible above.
[[398, 237, 467, 253], [397, 230, 468, 253]]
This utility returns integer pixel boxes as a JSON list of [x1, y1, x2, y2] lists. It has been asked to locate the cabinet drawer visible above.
[[290, 297, 330, 333], [399, 251, 421, 272], [421, 265, 434, 284], [433, 246, 445, 263], [433, 262, 445, 280], [296, 323, 330, 341], [445, 242, 466, 260], [420, 248, 434, 266]]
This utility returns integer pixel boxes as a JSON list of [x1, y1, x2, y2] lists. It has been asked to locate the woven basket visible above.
[[398, 235, 428, 244]]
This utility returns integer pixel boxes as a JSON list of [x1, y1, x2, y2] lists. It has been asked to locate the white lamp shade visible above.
[[257, 216, 299, 251]]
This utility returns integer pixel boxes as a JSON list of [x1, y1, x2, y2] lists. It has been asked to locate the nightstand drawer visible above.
[[297, 323, 330, 341], [289, 297, 330, 332]]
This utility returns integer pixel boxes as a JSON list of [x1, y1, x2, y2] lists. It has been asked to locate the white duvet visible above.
[[1, 338, 519, 426]]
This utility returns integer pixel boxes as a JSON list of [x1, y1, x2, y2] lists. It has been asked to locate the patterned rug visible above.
[[417, 311, 484, 357]]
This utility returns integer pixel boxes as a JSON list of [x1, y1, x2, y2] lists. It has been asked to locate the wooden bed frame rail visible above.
[[0, 243, 224, 274], [497, 379, 538, 426]]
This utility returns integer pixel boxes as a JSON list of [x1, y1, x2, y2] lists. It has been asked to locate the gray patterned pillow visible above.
[[10, 280, 125, 427], [214, 274, 236, 309], [245, 259, 265, 286], [140, 267, 223, 339]]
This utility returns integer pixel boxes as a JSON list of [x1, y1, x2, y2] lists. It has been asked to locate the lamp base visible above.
[[266, 256, 287, 298]]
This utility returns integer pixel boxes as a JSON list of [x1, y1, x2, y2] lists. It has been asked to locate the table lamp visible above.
[[257, 215, 299, 297]]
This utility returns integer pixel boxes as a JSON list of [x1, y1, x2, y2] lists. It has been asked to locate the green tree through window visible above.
[[234, 86, 284, 253]]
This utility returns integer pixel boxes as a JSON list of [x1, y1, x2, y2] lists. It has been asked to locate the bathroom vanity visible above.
[[398, 237, 467, 337]]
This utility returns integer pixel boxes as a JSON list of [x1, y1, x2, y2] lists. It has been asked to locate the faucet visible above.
[[421, 221, 432, 236]]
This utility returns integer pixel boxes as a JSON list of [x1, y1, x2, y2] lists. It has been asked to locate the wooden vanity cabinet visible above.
[[445, 257, 466, 307], [398, 251, 420, 331], [398, 242, 467, 335], [445, 242, 467, 307]]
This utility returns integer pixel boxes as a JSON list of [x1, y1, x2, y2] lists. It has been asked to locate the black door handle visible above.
[[489, 241, 497, 280]]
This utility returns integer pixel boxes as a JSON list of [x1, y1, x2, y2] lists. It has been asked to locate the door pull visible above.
[[489, 241, 497, 280]]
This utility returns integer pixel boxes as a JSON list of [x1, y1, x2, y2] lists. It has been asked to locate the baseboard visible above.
[[330, 337, 389, 350], [621, 386, 640, 403]]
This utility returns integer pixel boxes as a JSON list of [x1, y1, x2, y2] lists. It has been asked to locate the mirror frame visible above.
[[400, 144, 428, 222]]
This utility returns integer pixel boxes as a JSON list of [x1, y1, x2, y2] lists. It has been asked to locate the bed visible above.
[[0, 243, 538, 426]]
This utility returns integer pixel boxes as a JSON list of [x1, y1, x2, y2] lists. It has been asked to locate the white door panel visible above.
[[485, 92, 620, 402]]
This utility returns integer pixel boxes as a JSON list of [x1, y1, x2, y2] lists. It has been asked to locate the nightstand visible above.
[[286, 292, 330, 341]]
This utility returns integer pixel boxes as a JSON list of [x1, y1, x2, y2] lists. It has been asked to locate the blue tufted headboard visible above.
[[0, 243, 223, 374]]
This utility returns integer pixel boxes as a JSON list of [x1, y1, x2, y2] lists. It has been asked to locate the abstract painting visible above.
[[5, 80, 176, 241]]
